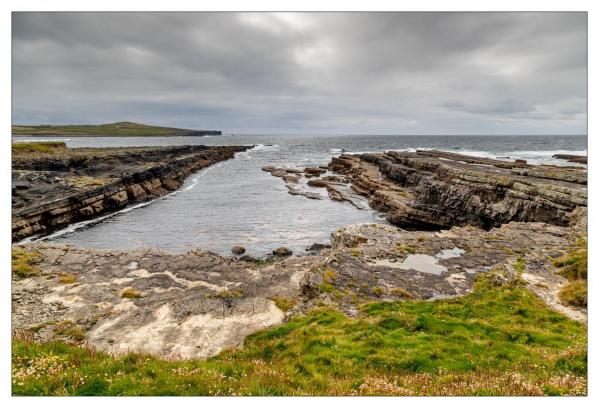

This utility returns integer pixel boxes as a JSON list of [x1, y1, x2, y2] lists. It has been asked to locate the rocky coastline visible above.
[[12, 149, 587, 362], [12, 145, 251, 241]]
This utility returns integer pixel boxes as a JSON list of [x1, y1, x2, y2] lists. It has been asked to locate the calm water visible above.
[[14, 134, 587, 256]]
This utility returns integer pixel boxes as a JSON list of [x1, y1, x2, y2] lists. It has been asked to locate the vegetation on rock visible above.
[[121, 288, 143, 299], [12, 275, 587, 396], [12, 141, 67, 155], [554, 238, 587, 308], [12, 248, 43, 278]]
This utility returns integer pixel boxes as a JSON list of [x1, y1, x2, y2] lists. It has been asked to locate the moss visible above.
[[12, 248, 43, 278], [121, 288, 143, 299]]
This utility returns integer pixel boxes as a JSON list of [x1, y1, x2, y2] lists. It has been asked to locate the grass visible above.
[[553, 238, 587, 281], [120, 288, 143, 299], [271, 297, 298, 312], [396, 243, 416, 254], [58, 274, 77, 284], [553, 237, 587, 308], [559, 281, 587, 308], [52, 320, 87, 342], [12, 248, 44, 278], [12, 121, 219, 136], [389, 287, 413, 299], [12, 275, 587, 396], [12, 141, 67, 154]]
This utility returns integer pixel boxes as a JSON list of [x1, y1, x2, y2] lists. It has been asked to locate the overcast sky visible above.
[[12, 12, 587, 134]]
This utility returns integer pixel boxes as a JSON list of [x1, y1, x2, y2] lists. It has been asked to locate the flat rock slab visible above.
[[12, 244, 320, 359]]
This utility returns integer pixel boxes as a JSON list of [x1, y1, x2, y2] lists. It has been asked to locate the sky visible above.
[[12, 12, 587, 135]]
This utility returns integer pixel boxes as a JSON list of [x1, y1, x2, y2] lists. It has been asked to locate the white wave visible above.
[[181, 161, 223, 191], [448, 149, 587, 166], [251, 144, 279, 152], [500, 149, 587, 157]]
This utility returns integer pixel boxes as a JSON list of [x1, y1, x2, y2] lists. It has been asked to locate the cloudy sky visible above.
[[12, 12, 587, 134]]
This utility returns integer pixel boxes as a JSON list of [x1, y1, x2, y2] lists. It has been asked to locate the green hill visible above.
[[12, 121, 221, 136]]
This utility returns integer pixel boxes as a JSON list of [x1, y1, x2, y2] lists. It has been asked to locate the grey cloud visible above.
[[12, 12, 587, 134]]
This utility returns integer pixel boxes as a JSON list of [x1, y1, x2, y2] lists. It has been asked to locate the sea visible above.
[[13, 134, 587, 257]]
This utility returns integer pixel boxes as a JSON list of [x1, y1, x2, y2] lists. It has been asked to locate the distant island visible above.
[[11, 121, 221, 136]]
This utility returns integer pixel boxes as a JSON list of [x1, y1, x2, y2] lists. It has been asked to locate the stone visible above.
[[304, 167, 326, 176], [285, 184, 322, 200], [307, 179, 328, 188], [306, 243, 331, 252], [273, 247, 293, 257], [231, 246, 246, 255], [282, 174, 300, 183]]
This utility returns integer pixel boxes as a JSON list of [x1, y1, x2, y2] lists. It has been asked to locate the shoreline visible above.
[[12, 144, 252, 241], [11, 145, 588, 395]]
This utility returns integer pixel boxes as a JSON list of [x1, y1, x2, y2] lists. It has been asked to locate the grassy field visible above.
[[12, 121, 220, 136], [12, 141, 68, 155], [12, 275, 587, 396]]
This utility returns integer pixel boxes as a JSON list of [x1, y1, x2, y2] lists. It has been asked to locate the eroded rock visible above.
[[327, 150, 587, 229]]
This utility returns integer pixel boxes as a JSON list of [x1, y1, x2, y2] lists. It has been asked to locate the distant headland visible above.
[[11, 121, 221, 137]]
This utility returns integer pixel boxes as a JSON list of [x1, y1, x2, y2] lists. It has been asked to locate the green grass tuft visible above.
[[12, 248, 44, 278]]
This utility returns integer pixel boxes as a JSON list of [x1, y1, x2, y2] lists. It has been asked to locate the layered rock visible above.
[[328, 150, 587, 230], [12, 145, 250, 241]]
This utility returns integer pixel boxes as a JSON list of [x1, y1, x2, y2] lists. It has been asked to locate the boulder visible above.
[[231, 246, 246, 255], [306, 243, 331, 252], [273, 247, 292, 257]]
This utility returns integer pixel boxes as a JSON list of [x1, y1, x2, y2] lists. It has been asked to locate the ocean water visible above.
[[14, 134, 587, 256]]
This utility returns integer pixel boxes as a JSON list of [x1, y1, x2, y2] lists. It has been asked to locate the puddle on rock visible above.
[[369, 246, 466, 275], [398, 254, 447, 275]]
